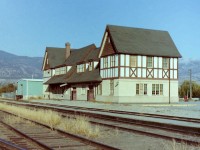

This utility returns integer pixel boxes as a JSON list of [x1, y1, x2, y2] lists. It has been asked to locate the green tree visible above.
[[0, 84, 16, 94], [179, 80, 200, 98]]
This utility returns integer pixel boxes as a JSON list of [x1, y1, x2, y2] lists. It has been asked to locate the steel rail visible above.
[[1, 100, 200, 147], [2, 99, 200, 124], [0, 110, 120, 150], [0, 120, 53, 150], [0, 138, 26, 150], [1, 100, 200, 134]]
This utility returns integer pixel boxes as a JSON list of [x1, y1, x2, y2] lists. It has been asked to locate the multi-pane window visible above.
[[89, 62, 93, 71], [147, 57, 153, 68], [111, 56, 115, 67], [152, 84, 163, 95], [77, 64, 85, 73], [55, 68, 60, 75], [136, 84, 147, 95], [110, 80, 114, 95], [97, 84, 102, 95], [144, 84, 147, 95], [55, 67, 66, 75], [163, 58, 169, 69], [60, 67, 66, 74], [130, 56, 137, 67], [136, 84, 139, 95], [160, 84, 163, 95], [104, 57, 108, 68]]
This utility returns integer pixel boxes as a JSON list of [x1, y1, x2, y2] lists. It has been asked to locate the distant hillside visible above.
[[0, 50, 43, 84], [179, 58, 200, 84]]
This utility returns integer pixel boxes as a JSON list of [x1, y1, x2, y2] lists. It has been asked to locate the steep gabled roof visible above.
[[65, 44, 96, 65], [44, 44, 99, 85], [45, 47, 66, 69], [105, 25, 181, 58], [84, 48, 100, 61]]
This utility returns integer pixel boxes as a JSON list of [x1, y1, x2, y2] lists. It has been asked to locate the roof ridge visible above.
[[107, 24, 167, 32]]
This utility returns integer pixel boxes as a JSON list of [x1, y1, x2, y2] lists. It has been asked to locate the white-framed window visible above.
[[163, 58, 169, 69], [136, 84, 147, 95], [147, 57, 153, 68], [152, 84, 163, 95], [104, 57, 108, 68], [89, 62, 93, 71], [111, 55, 115, 67], [77, 64, 85, 73], [130, 56, 137, 67], [55, 68, 60, 75], [60, 67, 66, 74]]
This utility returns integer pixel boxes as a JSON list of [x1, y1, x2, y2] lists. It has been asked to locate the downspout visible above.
[[169, 58, 171, 104]]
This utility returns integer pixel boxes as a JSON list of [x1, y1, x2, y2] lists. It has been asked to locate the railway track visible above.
[[4, 100, 200, 132], [0, 110, 119, 150], [0, 138, 26, 150], [1, 99, 200, 148], [3, 99, 200, 124]]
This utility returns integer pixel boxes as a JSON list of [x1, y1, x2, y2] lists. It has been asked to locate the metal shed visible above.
[[16, 79, 43, 100]]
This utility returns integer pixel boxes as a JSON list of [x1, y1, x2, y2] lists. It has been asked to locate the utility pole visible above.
[[189, 69, 192, 100]]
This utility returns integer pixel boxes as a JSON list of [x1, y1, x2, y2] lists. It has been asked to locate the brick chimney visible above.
[[65, 42, 70, 59]]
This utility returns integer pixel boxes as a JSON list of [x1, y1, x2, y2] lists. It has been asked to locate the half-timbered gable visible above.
[[97, 25, 181, 103]]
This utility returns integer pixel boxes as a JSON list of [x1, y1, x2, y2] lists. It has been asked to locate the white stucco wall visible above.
[[43, 69, 51, 99], [76, 87, 87, 101], [96, 79, 179, 103]]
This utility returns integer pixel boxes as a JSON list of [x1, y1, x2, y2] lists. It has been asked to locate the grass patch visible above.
[[0, 103, 100, 138], [3, 115, 35, 126], [29, 96, 43, 100], [163, 139, 200, 150]]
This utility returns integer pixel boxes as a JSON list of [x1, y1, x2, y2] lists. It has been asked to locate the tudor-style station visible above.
[[97, 25, 181, 103], [42, 25, 181, 103]]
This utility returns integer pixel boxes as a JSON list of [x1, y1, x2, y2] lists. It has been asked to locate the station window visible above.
[[163, 58, 169, 69], [136, 83, 147, 95], [147, 57, 153, 68], [152, 84, 163, 95], [89, 62, 93, 71], [130, 56, 137, 67]]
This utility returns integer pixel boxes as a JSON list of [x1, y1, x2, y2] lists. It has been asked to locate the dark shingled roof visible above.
[[45, 44, 99, 85], [67, 68, 102, 84], [44, 65, 76, 85], [84, 48, 100, 61], [107, 25, 181, 58], [65, 44, 96, 65], [44, 74, 66, 84], [45, 47, 66, 69]]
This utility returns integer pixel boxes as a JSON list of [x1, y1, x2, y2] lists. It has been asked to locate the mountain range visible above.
[[0, 50, 43, 85], [0, 50, 199, 85]]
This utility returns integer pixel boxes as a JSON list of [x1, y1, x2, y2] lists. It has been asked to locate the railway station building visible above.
[[42, 25, 181, 103]]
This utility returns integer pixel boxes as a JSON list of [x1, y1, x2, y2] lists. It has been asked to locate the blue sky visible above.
[[0, 0, 199, 59]]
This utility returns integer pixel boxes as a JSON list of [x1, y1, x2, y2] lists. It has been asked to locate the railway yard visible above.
[[0, 99, 200, 150]]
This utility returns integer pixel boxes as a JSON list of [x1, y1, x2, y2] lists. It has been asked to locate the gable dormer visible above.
[[77, 63, 86, 73]]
